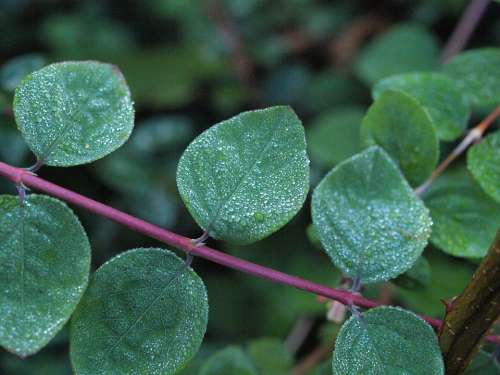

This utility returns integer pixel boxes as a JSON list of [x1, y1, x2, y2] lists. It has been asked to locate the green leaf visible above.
[[113, 48, 221, 108], [361, 90, 439, 186], [333, 306, 444, 374], [311, 146, 432, 283], [392, 256, 431, 290], [13, 61, 135, 167], [423, 166, 500, 258], [41, 13, 135, 60], [0, 54, 46, 92], [200, 346, 257, 375], [443, 48, 500, 112], [465, 351, 500, 374], [70, 248, 208, 375], [355, 23, 439, 85], [307, 107, 365, 168], [247, 338, 292, 375], [0, 118, 30, 166], [0, 194, 90, 356], [176, 106, 310, 244], [302, 70, 366, 113], [467, 131, 500, 204], [129, 116, 194, 155], [373, 72, 470, 141], [397, 249, 475, 316]]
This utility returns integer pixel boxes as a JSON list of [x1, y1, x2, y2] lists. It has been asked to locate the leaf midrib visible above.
[[207, 119, 282, 231], [105, 262, 189, 354]]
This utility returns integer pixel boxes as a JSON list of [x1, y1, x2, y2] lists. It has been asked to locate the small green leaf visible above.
[[247, 338, 293, 375], [200, 346, 257, 375], [397, 248, 475, 316], [0, 119, 30, 166], [467, 131, 500, 204], [373, 72, 470, 141], [443, 48, 500, 112], [13, 61, 135, 167], [361, 90, 439, 186], [130, 116, 194, 155], [0, 54, 46, 92], [465, 351, 500, 374], [70, 248, 208, 375], [333, 306, 444, 374], [0, 194, 90, 356], [307, 107, 365, 168], [176, 106, 310, 244], [312, 146, 432, 283], [355, 23, 439, 85], [423, 166, 500, 258]]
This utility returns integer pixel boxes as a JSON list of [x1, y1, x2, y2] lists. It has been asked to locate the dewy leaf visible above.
[[373, 72, 470, 141], [467, 130, 500, 204], [423, 166, 500, 258], [0, 194, 91, 357], [176, 106, 310, 244], [199, 346, 257, 375], [355, 23, 439, 85], [443, 48, 500, 112], [333, 306, 444, 375], [361, 90, 439, 186], [311, 146, 432, 283], [13, 61, 135, 167], [307, 107, 365, 169], [70, 248, 208, 375]]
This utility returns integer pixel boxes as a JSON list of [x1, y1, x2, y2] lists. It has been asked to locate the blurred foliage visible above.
[[1, 0, 500, 373]]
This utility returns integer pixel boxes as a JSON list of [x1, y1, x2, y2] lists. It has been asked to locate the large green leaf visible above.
[[70, 248, 208, 375], [13, 61, 135, 167], [423, 166, 500, 258], [443, 48, 500, 112], [333, 306, 444, 374], [373, 72, 470, 141], [311, 146, 432, 283], [355, 23, 439, 85], [176, 106, 310, 244], [199, 346, 257, 375], [361, 90, 439, 186], [0, 194, 90, 356], [467, 131, 500, 204], [307, 107, 365, 169]]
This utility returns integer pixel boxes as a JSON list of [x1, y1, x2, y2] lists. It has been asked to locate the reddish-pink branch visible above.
[[1, 160, 499, 344]]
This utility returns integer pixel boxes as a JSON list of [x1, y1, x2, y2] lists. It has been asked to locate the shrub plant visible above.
[[0, 46, 499, 374]]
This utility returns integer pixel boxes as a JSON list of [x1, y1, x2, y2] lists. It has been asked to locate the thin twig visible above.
[[1, 161, 500, 345], [285, 316, 315, 354], [441, 0, 491, 63], [292, 342, 332, 375], [415, 105, 500, 196]]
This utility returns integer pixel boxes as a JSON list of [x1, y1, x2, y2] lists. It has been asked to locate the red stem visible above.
[[0, 161, 499, 344]]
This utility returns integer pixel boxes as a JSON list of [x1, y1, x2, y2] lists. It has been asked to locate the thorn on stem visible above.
[[441, 298, 454, 313]]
